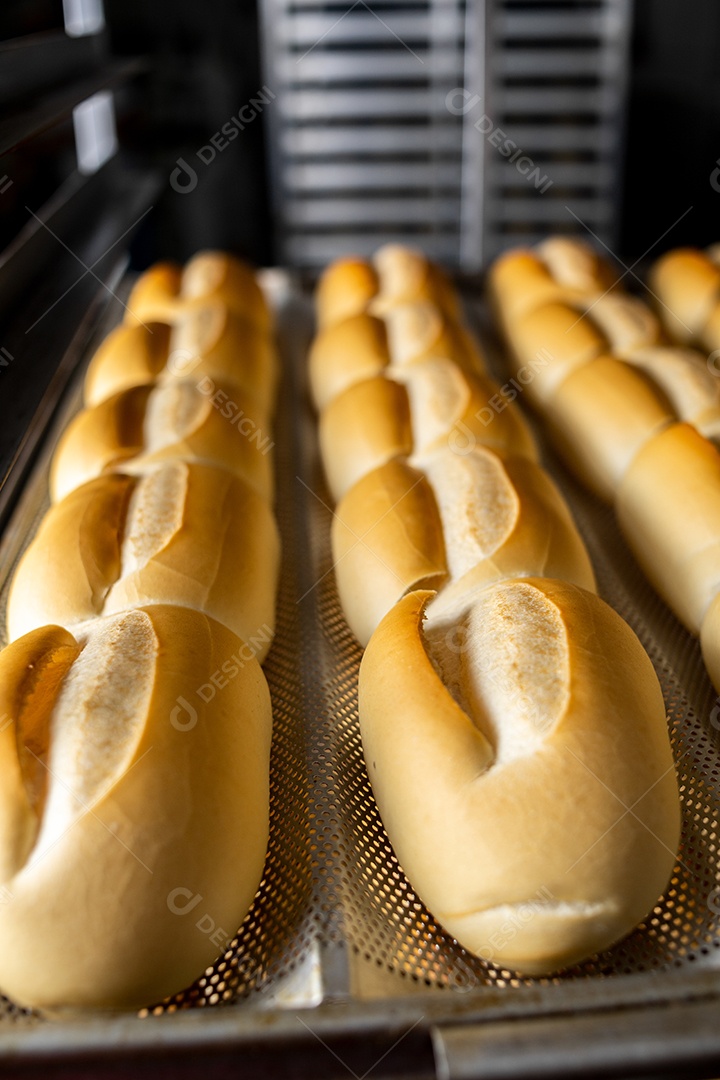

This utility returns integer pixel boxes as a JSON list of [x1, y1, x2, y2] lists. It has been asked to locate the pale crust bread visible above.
[[318, 358, 538, 502], [359, 585, 680, 975], [319, 243, 680, 973], [125, 251, 271, 332], [50, 380, 273, 503], [0, 607, 272, 1010], [8, 463, 279, 659], [488, 238, 617, 329], [332, 447, 595, 646]]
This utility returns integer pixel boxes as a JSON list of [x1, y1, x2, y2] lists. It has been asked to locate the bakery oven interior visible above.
[[2, 0, 720, 1077]]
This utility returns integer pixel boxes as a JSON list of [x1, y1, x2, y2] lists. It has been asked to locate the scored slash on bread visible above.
[[311, 240, 681, 975], [0, 608, 272, 1011], [0, 250, 280, 1011], [492, 236, 720, 695], [51, 378, 274, 504], [7, 462, 279, 658], [359, 584, 680, 975]]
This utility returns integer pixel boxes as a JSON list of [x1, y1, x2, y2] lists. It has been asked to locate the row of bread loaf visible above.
[[310, 244, 680, 976], [488, 237, 720, 694], [0, 252, 278, 1012]]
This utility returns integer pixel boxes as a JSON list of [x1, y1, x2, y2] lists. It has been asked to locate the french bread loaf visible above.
[[315, 244, 460, 329], [359, 584, 680, 974], [125, 250, 272, 332], [8, 463, 279, 658], [312, 244, 679, 975], [491, 236, 720, 693], [0, 607, 272, 1011], [50, 379, 274, 503], [0, 251, 280, 1010]]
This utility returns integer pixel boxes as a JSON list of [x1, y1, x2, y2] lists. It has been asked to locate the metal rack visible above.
[[259, 0, 632, 270], [0, 2, 159, 534]]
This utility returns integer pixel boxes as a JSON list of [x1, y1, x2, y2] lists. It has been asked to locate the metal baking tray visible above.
[[0, 273, 718, 1079]]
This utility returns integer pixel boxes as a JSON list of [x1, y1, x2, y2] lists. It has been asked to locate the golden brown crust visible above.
[[50, 381, 273, 503], [319, 376, 413, 502], [332, 460, 448, 646], [546, 356, 675, 501], [180, 250, 271, 331], [124, 263, 183, 326], [617, 422, 720, 633], [650, 247, 720, 346], [125, 254, 271, 331], [315, 258, 380, 330], [308, 313, 390, 411], [488, 240, 617, 329], [84, 323, 171, 407]]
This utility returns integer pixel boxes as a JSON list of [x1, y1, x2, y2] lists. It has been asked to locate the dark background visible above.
[[2, 0, 720, 267]]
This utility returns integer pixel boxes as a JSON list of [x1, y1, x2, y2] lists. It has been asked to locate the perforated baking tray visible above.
[[0, 274, 719, 1079]]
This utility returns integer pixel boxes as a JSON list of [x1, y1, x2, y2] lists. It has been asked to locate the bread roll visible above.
[[0, 606, 272, 1010], [309, 302, 484, 414], [332, 447, 595, 646], [489, 238, 617, 327], [319, 358, 537, 502], [7, 463, 279, 659], [125, 262, 182, 326], [649, 247, 720, 347], [87, 304, 277, 413], [617, 422, 720, 636], [359, 583, 679, 975], [50, 380, 273, 504], [180, 250, 272, 332], [308, 313, 389, 412], [125, 252, 271, 332], [505, 295, 662, 406], [314, 245, 460, 330], [84, 322, 171, 408], [167, 303, 278, 414], [370, 243, 461, 322], [315, 258, 380, 330], [624, 346, 720, 441], [545, 357, 674, 501]]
